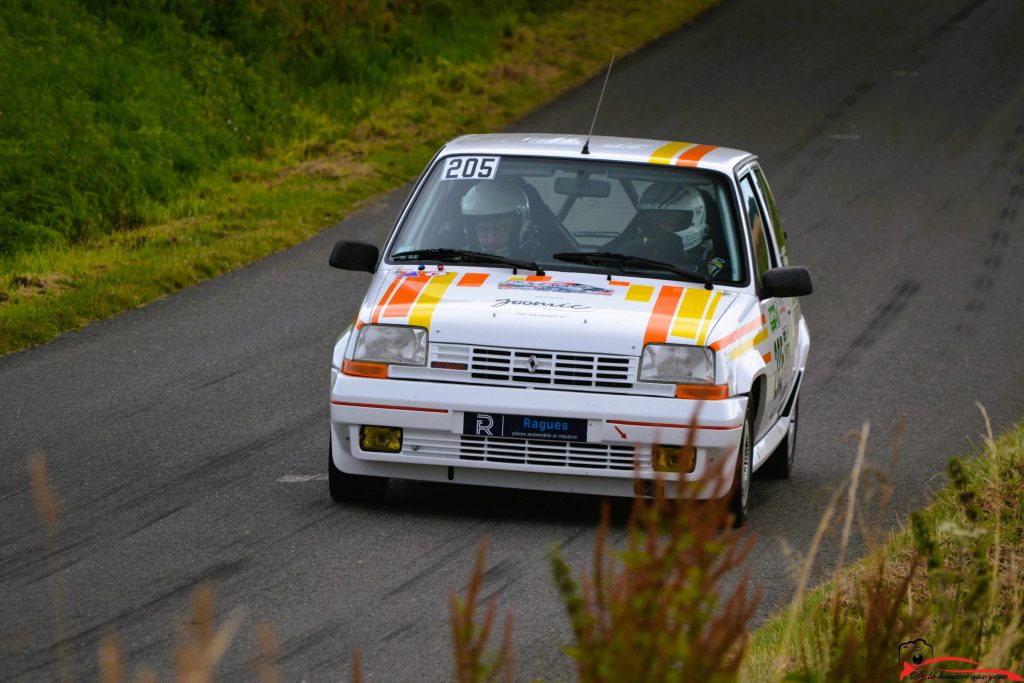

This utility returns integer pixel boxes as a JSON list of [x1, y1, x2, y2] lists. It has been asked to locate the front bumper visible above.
[[329, 373, 746, 499]]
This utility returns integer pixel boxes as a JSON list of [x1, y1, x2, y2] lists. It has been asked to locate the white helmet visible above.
[[460, 180, 529, 228], [638, 183, 708, 251]]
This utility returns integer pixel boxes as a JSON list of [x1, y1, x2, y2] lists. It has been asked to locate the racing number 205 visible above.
[[441, 156, 500, 181]]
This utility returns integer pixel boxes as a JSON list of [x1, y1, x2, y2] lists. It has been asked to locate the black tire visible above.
[[730, 406, 753, 527], [328, 438, 388, 504], [762, 398, 799, 479]]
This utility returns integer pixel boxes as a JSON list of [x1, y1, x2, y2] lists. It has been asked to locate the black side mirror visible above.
[[761, 266, 813, 298], [329, 240, 379, 273]]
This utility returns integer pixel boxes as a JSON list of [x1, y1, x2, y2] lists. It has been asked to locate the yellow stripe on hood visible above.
[[407, 272, 457, 328], [670, 288, 712, 339]]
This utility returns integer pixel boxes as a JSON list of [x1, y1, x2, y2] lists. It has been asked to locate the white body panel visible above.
[[329, 133, 810, 500]]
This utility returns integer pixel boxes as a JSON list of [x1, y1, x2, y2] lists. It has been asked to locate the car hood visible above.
[[360, 267, 742, 356]]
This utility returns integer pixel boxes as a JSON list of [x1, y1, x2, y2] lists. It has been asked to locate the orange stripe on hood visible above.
[[643, 286, 684, 346], [382, 276, 429, 318], [710, 315, 766, 351], [371, 279, 401, 323], [457, 273, 489, 287]]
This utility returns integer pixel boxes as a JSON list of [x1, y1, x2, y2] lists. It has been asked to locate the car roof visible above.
[[443, 133, 755, 174]]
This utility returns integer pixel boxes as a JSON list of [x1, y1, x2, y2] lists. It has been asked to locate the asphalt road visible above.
[[3, 0, 1024, 680]]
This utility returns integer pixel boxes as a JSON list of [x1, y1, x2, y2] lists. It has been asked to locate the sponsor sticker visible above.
[[463, 412, 587, 442], [498, 280, 613, 295]]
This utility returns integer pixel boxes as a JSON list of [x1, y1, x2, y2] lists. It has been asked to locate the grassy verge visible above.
[[741, 411, 1024, 682], [0, 0, 718, 356]]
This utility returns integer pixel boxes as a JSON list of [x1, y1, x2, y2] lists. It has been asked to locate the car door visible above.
[[751, 165, 800, 408], [753, 165, 798, 401], [737, 168, 796, 433]]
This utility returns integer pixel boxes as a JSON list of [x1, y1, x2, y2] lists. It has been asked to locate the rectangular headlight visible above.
[[353, 325, 428, 366], [640, 344, 715, 384]]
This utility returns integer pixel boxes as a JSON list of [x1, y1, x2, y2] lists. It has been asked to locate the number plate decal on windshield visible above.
[[463, 413, 587, 442], [440, 156, 500, 181]]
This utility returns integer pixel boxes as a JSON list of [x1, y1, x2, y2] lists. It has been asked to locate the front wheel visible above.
[[729, 407, 753, 526], [328, 438, 388, 504]]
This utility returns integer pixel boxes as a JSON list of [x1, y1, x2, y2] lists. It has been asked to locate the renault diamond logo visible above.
[[527, 355, 538, 373]]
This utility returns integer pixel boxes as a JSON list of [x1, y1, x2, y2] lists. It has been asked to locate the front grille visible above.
[[460, 435, 636, 470], [402, 431, 638, 471], [423, 344, 637, 391]]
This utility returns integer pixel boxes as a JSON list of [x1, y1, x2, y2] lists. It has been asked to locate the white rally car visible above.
[[328, 134, 811, 521]]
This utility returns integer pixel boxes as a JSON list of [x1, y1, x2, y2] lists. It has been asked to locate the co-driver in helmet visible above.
[[621, 182, 726, 276]]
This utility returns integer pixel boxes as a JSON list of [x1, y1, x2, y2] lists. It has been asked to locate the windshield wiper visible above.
[[553, 251, 713, 289], [392, 248, 545, 276]]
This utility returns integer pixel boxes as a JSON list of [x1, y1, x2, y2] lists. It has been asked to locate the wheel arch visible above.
[[332, 323, 357, 369], [733, 349, 768, 438]]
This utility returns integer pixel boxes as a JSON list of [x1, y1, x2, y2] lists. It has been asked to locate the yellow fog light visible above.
[[652, 445, 696, 473], [359, 426, 403, 453]]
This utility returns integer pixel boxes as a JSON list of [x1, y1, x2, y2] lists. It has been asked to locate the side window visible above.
[[739, 175, 771, 282], [753, 167, 789, 266]]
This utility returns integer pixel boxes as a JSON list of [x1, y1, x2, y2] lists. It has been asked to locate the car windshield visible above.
[[388, 155, 746, 285]]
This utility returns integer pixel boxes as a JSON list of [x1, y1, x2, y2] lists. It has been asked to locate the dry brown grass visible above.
[[2, 273, 73, 306], [551, 454, 760, 683], [28, 453, 73, 683], [273, 155, 377, 185], [449, 537, 515, 683], [28, 453, 283, 683], [250, 622, 282, 683]]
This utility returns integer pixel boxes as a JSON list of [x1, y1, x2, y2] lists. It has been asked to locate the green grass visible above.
[[0, 0, 719, 355], [0, 0, 281, 251]]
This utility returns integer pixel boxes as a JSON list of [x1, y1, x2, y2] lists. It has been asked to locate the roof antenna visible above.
[[582, 54, 615, 155]]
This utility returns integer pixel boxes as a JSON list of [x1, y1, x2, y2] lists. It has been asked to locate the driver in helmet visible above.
[[460, 180, 539, 258], [621, 182, 726, 276]]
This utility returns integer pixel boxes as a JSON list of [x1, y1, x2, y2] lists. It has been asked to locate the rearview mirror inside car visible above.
[[553, 176, 612, 198]]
